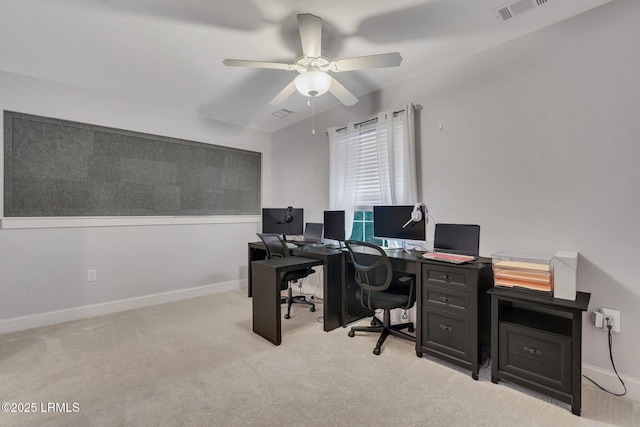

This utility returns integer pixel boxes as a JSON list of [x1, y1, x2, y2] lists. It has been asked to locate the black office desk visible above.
[[248, 243, 421, 330], [248, 241, 493, 378], [251, 256, 323, 345], [248, 242, 344, 332]]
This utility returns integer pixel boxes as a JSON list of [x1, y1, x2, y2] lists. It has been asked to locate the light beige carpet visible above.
[[1, 289, 638, 426]]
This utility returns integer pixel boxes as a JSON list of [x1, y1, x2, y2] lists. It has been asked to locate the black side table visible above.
[[488, 287, 591, 415]]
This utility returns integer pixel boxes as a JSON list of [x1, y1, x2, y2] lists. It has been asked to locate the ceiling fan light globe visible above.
[[294, 71, 331, 97]]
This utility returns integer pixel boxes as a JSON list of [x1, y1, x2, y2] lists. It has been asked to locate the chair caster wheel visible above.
[[416, 351, 423, 358], [310, 307, 315, 312], [284, 314, 290, 319], [373, 347, 381, 356], [348, 330, 355, 337], [408, 327, 415, 333], [371, 319, 377, 326]]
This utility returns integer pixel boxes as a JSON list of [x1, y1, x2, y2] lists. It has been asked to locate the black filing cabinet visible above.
[[417, 259, 494, 380], [488, 287, 591, 416]]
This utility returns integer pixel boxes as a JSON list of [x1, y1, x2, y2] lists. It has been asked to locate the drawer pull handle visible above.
[[438, 274, 450, 281], [440, 297, 451, 303], [439, 324, 452, 332], [523, 346, 543, 356]]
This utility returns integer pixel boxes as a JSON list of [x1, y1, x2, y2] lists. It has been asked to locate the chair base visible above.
[[348, 310, 415, 355], [281, 286, 315, 319]]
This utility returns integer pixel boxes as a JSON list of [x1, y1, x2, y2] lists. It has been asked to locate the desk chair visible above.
[[344, 240, 416, 355], [256, 233, 316, 319]]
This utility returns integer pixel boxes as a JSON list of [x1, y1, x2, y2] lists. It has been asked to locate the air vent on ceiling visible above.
[[271, 109, 295, 118], [494, 0, 549, 21]]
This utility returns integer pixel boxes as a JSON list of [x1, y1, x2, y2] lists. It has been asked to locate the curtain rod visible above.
[[333, 104, 422, 133]]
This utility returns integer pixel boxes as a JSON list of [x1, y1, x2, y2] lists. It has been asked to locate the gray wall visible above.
[[271, 0, 640, 400], [0, 71, 271, 324]]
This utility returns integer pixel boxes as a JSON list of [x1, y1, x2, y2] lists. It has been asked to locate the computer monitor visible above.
[[323, 210, 345, 241], [433, 223, 480, 257], [373, 205, 426, 242], [261, 207, 304, 237]]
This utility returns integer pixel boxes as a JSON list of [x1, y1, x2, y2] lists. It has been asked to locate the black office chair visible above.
[[256, 233, 316, 319], [344, 240, 416, 355]]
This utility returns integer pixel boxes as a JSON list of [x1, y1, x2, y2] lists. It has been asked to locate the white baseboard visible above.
[[582, 363, 640, 403], [0, 280, 243, 335]]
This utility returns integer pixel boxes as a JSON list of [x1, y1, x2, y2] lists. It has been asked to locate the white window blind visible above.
[[354, 125, 386, 207]]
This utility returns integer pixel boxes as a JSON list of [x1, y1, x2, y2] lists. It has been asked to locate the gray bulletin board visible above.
[[3, 111, 261, 217]]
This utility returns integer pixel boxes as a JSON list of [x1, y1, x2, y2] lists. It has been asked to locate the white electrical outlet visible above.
[[87, 269, 97, 282], [600, 308, 621, 333]]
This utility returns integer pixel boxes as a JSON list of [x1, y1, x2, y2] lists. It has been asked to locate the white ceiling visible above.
[[0, 0, 613, 133]]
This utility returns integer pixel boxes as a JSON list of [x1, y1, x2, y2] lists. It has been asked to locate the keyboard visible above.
[[422, 252, 476, 264], [288, 240, 321, 247]]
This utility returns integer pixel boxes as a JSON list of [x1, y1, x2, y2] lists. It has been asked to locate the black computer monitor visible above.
[[261, 207, 304, 237], [323, 210, 345, 241], [373, 205, 426, 242]]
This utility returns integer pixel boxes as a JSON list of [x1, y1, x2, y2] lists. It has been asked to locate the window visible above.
[[328, 105, 417, 244], [348, 210, 383, 245]]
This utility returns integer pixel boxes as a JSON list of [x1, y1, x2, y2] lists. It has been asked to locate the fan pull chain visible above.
[[307, 97, 316, 135], [312, 97, 316, 135]]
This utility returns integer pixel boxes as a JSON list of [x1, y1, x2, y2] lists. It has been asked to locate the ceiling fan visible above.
[[223, 13, 402, 107]]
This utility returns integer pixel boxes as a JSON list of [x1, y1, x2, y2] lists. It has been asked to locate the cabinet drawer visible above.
[[499, 323, 572, 393], [423, 286, 471, 316], [423, 265, 475, 293], [422, 308, 472, 362]]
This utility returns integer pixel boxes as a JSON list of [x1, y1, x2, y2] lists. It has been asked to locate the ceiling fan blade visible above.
[[330, 52, 403, 72], [270, 80, 297, 105], [329, 79, 358, 106], [297, 14, 322, 58], [223, 59, 294, 71]]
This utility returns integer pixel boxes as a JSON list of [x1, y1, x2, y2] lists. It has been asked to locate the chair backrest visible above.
[[343, 240, 393, 293], [257, 233, 289, 259], [257, 233, 314, 288]]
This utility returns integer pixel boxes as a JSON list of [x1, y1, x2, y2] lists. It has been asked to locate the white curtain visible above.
[[375, 105, 418, 205], [327, 103, 418, 239], [328, 123, 359, 236]]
